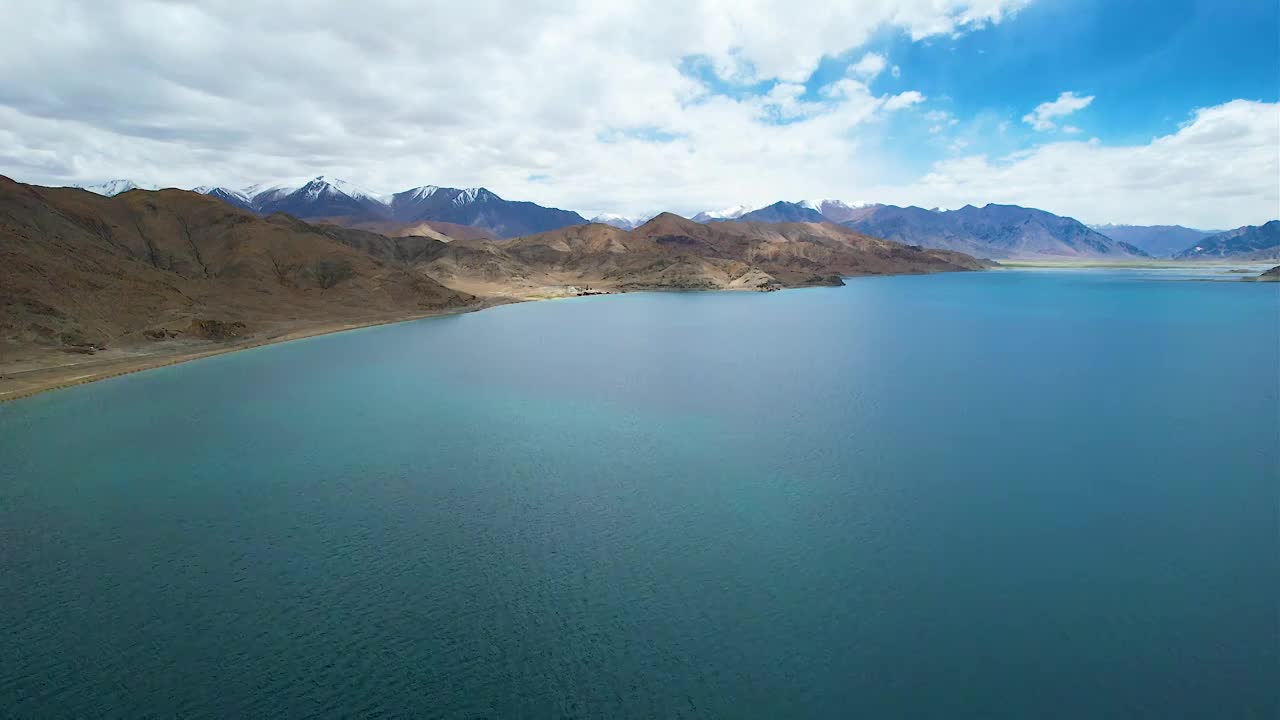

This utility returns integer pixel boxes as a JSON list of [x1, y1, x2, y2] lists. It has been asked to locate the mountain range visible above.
[[84, 176, 587, 239], [78, 178, 1274, 259], [4, 177, 985, 366]]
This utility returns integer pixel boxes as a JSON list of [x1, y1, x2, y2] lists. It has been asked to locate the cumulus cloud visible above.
[[850, 52, 888, 79], [911, 100, 1279, 227], [0, 0, 1027, 217], [883, 91, 927, 111], [1022, 91, 1094, 131]]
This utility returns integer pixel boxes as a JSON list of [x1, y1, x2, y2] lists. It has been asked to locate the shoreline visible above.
[[0, 273, 863, 403], [4, 260, 1272, 404], [0, 302, 510, 405]]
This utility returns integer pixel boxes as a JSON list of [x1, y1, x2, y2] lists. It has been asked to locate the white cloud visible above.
[[884, 91, 926, 111], [0, 0, 1026, 218], [1022, 91, 1094, 131], [850, 52, 887, 79], [909, 100, 1279, 227]]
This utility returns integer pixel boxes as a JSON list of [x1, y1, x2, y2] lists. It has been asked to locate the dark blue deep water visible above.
[[2, 268, 1278, 718]]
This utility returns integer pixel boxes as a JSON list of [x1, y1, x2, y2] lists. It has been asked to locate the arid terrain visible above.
[[1, 176, 986, 399]]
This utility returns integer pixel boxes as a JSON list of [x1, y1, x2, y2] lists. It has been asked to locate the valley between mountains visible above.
[[0, 177, 986, 399]]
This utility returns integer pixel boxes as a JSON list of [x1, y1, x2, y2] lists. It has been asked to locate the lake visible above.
[[2, 268, 1277, 717]]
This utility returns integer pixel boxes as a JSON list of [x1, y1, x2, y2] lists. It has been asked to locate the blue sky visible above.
[[1, 0, 1276, 227], [683, 0, 1278, 184]]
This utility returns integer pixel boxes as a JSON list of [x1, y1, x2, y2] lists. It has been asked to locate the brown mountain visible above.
[[0, 176, 473, 363], [422, 213, 988, 297]]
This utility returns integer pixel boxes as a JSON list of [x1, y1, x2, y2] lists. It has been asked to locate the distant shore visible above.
[[996, 259, 1278, 269]]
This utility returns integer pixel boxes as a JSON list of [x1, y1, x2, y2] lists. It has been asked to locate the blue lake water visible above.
[[2, 268, 1277, 717]]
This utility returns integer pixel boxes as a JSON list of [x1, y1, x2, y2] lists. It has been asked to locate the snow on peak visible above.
[[241, 178, 308, 200], [799, 198, 872, 212], [241, 176, 386, 204], [401, 185, 442, 201], [315, 176, 384, 202], [452, 187, 494, 205], [696, 204, 752, 220], [590, 213, 645, 230], [195, 186, 251, 203], [80, 179, 157, 196]]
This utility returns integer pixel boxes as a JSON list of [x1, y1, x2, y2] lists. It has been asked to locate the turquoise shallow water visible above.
[[2, 268, 1277, 718]]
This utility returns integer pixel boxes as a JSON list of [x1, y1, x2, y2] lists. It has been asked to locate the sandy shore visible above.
[[0, 304, 513, 404]]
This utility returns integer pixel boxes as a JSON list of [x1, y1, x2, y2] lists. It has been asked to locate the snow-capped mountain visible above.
[[251, 176, 389, 219], [798, 199, 873, 223], [735, 201, 826, 224], [690, 199, 872, 224], [388, 185, 493, 221], [389, 185, 584, 237], [191, 176, 587, 238], [79, 179, 159, 196], [239, 179, 303, 204], [589, 213, 646, 230], [193, 186, 255, 211], [691, 205, 752, 223]]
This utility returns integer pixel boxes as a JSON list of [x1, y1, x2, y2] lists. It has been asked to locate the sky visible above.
[[0, 0, 1276, 228]]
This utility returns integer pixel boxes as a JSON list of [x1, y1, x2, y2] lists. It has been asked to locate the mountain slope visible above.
[[1174, 221, 1280, 260], [842, 203, 1147, 259], [0, 177, 472, 359], [1252, 265, 1280, 282], [1090, 224, 1216, 258]]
